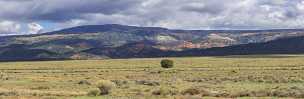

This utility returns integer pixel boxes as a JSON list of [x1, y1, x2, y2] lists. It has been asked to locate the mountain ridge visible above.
[[1, 24, 304, 61], [1, 24, 304, 37]]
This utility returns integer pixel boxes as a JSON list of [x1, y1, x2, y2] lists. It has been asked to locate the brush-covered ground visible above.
[[0, 55, 304, 99]]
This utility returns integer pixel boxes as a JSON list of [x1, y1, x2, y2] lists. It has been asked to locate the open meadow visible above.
[[0, 55, 304, 99]]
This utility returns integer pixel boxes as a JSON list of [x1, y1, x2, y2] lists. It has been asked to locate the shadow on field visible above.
[[213, 55, 304, 58], [0, 58, 72, 62]]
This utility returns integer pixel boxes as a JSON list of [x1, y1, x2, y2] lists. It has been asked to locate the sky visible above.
[[0, 0, 304, 35]]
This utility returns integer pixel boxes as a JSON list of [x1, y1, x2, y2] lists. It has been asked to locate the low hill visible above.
[[193, 36, 304, 56], [1, 24, 304, 60]]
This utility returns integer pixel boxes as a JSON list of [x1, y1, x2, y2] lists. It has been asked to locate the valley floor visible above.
[[0, 55, 304, 99]]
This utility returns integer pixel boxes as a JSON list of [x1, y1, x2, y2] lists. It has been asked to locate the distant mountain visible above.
[[1, 24, 304, 60], [191, 36, 304, 56], [47, 24, 170, 34]]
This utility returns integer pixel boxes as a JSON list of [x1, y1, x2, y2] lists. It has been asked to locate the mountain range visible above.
[[1, 24, 304, 61]]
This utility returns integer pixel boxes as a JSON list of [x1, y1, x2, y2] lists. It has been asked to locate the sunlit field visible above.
[[0, 55, 304, 99]]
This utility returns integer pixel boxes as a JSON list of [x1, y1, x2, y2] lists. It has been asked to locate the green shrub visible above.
[[87, 89, 100, 96], [0, 72, 8, 80], [181, 88, 201, 95], [111, 80, 128, 86], [161, 59, 174, 68], [97, 80, 115, 95], [230, 90, 252, 97], [152, 87, 178, 96]]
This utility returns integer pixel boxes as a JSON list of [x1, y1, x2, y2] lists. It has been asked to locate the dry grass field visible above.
[[0, 55, 304, 99]]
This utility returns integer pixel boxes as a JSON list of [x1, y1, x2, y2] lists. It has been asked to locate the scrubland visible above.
[[0, 55, 303, 99]]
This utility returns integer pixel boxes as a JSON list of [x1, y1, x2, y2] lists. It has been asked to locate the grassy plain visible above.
[[0, 55, 304, 99]]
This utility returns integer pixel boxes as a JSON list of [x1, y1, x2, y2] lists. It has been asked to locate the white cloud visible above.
[[27, 22, 43, 34], [0, 21, 21, 34], [0, 0, 304, 34], [297, 1, 304, 10]]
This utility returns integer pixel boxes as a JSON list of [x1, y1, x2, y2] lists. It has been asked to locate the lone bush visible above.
[[97, 80, 115, 95], [161, 59, 174, 68]]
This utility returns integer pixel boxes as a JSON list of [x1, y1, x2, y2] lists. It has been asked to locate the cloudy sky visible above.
[[0, 0, 304, 35]]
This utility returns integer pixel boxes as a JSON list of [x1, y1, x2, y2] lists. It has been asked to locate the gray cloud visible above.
[[0, 0, 304, 34], [0, 0, 142, 22]]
